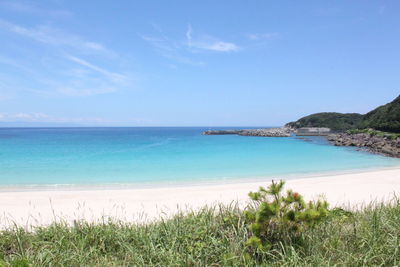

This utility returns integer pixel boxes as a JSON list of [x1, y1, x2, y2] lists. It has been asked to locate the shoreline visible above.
[[0, 164, 399, 192], [1, 167, 400, 229]]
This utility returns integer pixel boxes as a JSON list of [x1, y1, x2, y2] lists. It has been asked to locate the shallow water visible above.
[[0, 127, 399, 187]]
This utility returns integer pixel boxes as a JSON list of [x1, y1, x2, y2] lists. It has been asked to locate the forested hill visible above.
[[285, 113, 363, 130], [359, 95, 400, 133], [286, 95, 400, 132]]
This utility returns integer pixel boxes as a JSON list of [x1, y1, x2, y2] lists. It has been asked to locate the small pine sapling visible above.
[[245, 180, 329, 253]]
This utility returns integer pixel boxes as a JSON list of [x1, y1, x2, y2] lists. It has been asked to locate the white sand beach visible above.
[[1, 168, 400, 229]]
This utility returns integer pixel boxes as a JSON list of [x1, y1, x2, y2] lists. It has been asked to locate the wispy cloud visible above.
[[61, 54, 132, 97], [191, 40, 239, 52], [0, 56, 125, 98], [140, 35, 178, 54], [0, 112, 49, 121], [0, 1, 72, 17], [0, 112, 109, 124], [66, 55, 126, 83], [186, 24, 239, 52], [56, 86, 118, 97], [0, 112, 154, 126], [141, 24, 240, 65], [140, 31, 205, 66], [0, 20, 111, 55], [186, 24, 193, 46], [0, 19, 133, 97], [34, 62, 129, 97]]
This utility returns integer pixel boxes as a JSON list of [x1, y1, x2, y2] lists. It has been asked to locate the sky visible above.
[[0, 0, 399, 126]]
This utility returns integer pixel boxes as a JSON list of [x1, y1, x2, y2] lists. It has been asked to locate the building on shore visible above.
[[296, 127, 332, 136]]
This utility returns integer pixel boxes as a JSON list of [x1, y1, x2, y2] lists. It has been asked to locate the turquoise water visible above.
[[0, 127, 399, 187]]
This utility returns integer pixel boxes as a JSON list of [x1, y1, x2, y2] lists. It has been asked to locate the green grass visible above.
[[1, 200, 400, 266]]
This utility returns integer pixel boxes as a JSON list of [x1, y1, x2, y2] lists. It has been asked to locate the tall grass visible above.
[[1, 200, 400, 266]]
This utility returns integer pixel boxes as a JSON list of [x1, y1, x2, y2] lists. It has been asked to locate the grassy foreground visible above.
[[1, 200, 400, 266]]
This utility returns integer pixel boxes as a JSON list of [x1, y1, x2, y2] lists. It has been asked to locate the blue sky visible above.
[[0, 0, 399, 126]]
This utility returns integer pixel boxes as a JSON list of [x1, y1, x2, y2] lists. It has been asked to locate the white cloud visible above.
[[186, 24, 239, 52]]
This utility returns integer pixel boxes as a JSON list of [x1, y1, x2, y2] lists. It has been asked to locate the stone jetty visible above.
[[202, 128, 291, 137]]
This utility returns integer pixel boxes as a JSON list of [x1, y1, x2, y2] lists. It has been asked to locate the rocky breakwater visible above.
[[202, 128, 291, 137], [202, 130, 241, 135], [327, 133, 400, 158]]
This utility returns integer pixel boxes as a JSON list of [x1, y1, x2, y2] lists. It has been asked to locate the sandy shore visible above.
[[1, 168, 400, 229]]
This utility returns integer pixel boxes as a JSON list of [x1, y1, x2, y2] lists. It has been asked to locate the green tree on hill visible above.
[[360, 95, 400, 133]]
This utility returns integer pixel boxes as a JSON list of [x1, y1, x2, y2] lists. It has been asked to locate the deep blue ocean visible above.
[[0, 127, 399, 187]]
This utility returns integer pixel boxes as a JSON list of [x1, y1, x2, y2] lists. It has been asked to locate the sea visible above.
[[0, 127, 399, 188]]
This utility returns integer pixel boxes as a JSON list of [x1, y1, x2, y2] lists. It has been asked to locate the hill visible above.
[[360, 95, 400, 133], [286, 112, 363, 130], [286, 95, 400, 132]]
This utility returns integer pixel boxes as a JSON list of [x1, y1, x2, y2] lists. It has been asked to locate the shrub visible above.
[[346, 128, 400, 140], [244, 180, 329, 255]]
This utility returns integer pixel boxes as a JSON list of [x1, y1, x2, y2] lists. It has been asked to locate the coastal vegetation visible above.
[[347, 128, 400, 140], [286, 112, 363, 130], [287, 95, 400, 132], [359, 95, 400, 133], [245, 180, 328, 254], [1, 184, 400, 266]]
